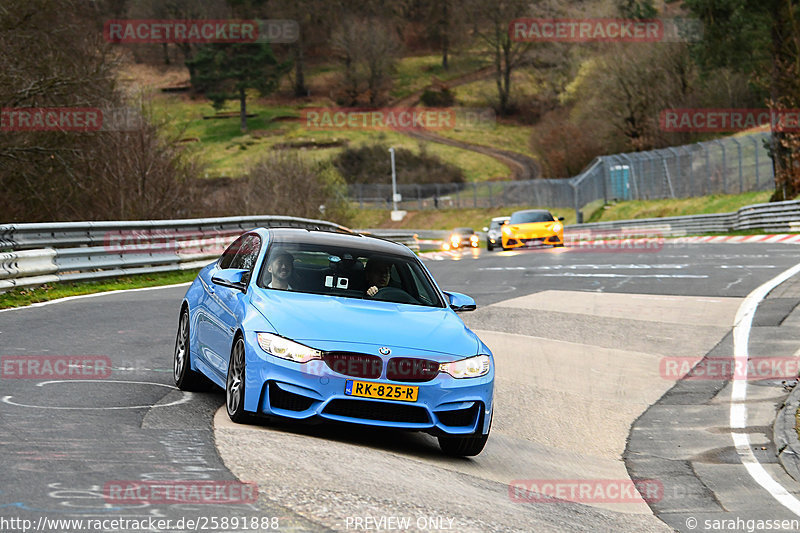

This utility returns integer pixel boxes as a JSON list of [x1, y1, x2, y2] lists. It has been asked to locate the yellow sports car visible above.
[[501, 209, 565, 250]]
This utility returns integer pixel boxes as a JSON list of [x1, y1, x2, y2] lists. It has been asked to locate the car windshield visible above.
[[258, 243, 444, 307], [509, 211, 555, 224], [454, 227, 474, 235], [489, 220, 506, 229]]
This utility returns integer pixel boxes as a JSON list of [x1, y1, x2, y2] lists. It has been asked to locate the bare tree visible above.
[[331, 16, 402, 106], [467, 0, 534, 115], [244, 152, 352, 224]]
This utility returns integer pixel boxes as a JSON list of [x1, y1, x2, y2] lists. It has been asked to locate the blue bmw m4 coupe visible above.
[[174, 227, 494, 456]]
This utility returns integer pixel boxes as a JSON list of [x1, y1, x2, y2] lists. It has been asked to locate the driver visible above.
[[267, 251, 294, 290], [365, 259, 391, 297]]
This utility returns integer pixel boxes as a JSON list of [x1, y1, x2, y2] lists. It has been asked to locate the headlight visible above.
[[470, 235, 479, 242], [552, 222, 563, 232], [440, 355, 491, 378], [257, 332, 321, 363]]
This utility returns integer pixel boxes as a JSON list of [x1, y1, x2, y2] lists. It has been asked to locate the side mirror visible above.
[[212, 268, 250, 291], [443, 291, 476, 312], [558, 216, 565, 221]]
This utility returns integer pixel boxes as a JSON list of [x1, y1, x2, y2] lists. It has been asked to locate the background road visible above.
[[2, 242, 800, 532]]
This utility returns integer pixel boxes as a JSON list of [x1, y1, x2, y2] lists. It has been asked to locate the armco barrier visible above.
[[566, 200, 800, 237], [0, 216, 418, 292]]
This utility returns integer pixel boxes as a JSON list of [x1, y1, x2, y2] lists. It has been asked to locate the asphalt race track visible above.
[[3, 241, 800, 532]]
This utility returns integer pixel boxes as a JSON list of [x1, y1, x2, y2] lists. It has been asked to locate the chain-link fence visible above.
[[348, 131, 776, 220]]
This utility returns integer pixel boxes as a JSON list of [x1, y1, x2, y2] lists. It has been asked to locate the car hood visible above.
[[249, 288, 480, 357], [508, 221, 559, 231]]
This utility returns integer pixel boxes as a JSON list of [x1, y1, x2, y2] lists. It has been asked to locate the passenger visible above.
[[365, 259, 391, 297], [267, 251, 294, 290]]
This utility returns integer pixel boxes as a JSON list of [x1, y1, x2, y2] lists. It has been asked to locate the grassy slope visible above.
[[585, 191, 773, 223]]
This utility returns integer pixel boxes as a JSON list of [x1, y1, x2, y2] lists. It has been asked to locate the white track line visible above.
[[0, 282, 191, 314], [730, 261, 800, 515]]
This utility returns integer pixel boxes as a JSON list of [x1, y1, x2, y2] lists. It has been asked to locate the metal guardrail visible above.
[[0, 216, 356, 291], [566, 200, 800, 237], [2, 199, 799, 291]]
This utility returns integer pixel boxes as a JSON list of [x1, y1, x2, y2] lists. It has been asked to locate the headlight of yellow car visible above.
[[552, 222, 562, 232]]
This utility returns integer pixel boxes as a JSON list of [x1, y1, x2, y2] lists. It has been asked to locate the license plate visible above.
[[345, 380, 418, 402]]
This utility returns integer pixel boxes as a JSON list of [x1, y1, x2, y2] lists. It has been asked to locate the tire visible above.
[[486, 239, 493, 251], [438, 410, 491, 456], [174, 308, 211, 392], [438, 432, 489, 456], [226, 336, 252, 423]]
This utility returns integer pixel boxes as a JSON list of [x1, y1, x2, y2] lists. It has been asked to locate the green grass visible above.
[[585, 191, 773, 223], [151, 93, 510, 181], [390, 54, 490, 101], [0, 269, 201, 310], [434, 122, 537, 158]]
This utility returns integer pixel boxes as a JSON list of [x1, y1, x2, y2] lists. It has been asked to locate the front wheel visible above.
[[486, 239, 494, 251], [226, 337, 252, 423]]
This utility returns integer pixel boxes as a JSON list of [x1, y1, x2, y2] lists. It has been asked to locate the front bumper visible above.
[[242, 334, 494, 436], [503, 230, 563, 248]]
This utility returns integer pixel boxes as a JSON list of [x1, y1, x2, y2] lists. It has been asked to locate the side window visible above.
[[218, 235, 246, 269], [229, 235, 261, 272]]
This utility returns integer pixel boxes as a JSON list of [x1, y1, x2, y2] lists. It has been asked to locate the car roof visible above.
[[512, 209, 551, 215], [264, 227, 417, 258]]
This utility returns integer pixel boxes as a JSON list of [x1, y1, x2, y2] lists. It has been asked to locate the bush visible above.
[[332, 144, 464, 186], [420, 88, 455, 107], [240, 152, 353, 226]]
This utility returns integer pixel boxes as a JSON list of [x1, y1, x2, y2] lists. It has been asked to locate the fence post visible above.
[[417, 185, 423, 210], [572, 181, 581, 223], [753, 135, 760, 189], [712, 139, 727, 194], [700, 142, 709, 195], [730, 137, 743, 193]]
